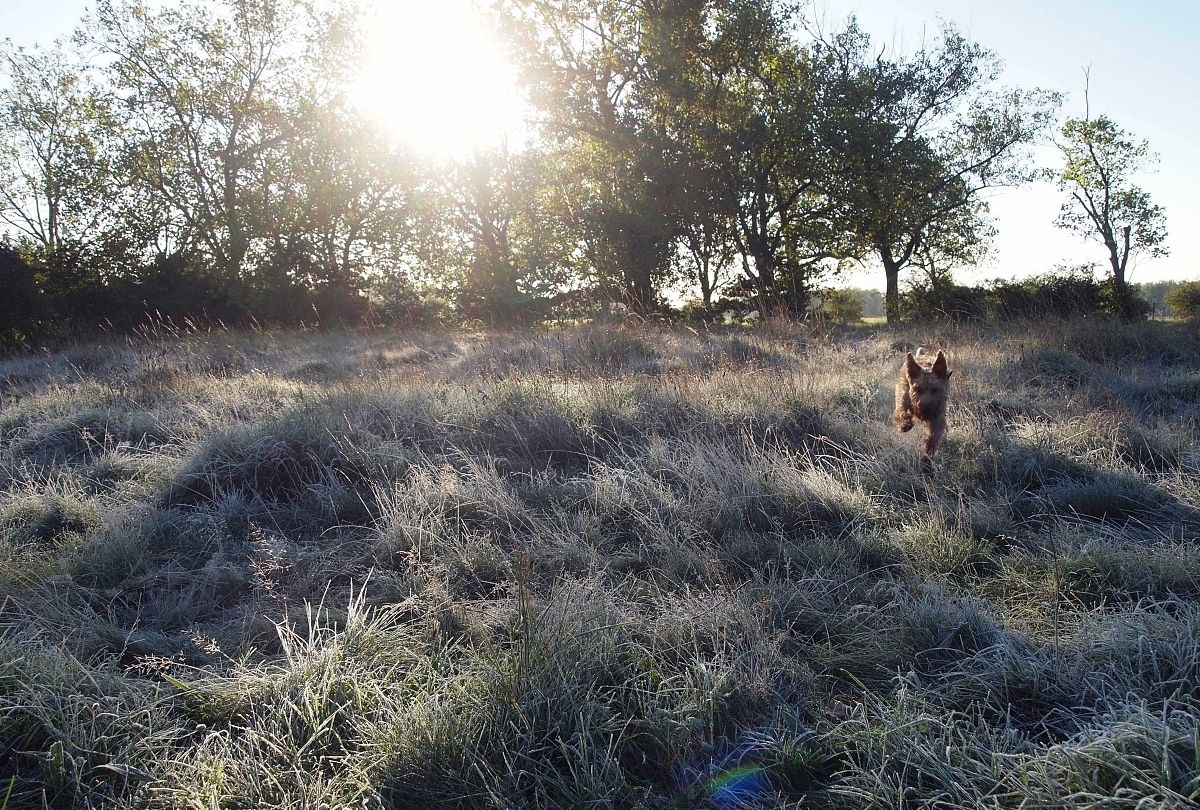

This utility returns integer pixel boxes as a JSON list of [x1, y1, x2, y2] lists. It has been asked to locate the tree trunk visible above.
[[738, 220, 779, 314], [621, 226, 660, 314], [882, 249, 902, 325], [623, 263, 654, 313], [1108, 224, 1138, 318], [697, 257, 714, 309], [223, 158, 247, 280], [1112, 224, 1131, 291]]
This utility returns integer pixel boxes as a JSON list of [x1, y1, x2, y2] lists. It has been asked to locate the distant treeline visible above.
[[825, 273, 1197, 325]]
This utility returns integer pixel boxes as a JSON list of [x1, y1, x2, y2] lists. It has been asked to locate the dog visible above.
[[892, 349, 952, 458]]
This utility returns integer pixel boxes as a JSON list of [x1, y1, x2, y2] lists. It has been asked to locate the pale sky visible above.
[[3, 0, 1196, 288], [824, 0, 1199, 287]]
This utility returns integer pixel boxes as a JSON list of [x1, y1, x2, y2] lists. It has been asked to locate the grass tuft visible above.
[[2, 317, 1198, 807]]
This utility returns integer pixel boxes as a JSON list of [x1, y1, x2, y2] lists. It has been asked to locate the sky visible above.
[[3, 0, 1196, 288], [822, 0, 1200, 287]]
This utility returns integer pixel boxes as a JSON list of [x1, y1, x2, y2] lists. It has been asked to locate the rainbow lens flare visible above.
[[707, 763, 768, 807]]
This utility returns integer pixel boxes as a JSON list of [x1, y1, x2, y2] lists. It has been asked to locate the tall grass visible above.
[[1, 317, 1198, 807]]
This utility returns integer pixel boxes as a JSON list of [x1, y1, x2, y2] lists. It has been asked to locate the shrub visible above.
[[1164, 281, 1200, 321], [900, 280, 988, 322], [0, 244, 48, 347], [819, 289, 864, 324], [309, 282, 370, 326], [987, 266, 1103, 320], [677, 298, 719, 324], [1099, 279, 1152, 321], [370, 274, 453, 327], [132, 252, 244, 326]]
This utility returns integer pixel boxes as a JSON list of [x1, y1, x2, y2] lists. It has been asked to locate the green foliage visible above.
[[819, 288, 865, 323], [1164, 281, 1200, 321], [1056, 113, 1169, 303], [0, 245, 47, 348], [0, 0, 1086, 335], [988, 265, 1105, 319], [816, 20, 1061, 322], [130, 252, 244, 325], [899, 265, 1153, 322], [0, 42, 117, 261], [368, 274, 453, 327], [1135, 280, 1180, 315], [501, 1, 693, 313], [900, 279, 990, 322], [1099, 277, 1153, 320]]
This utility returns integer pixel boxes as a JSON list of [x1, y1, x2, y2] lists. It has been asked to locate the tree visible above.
[[0, 38, 159, 325], [816, 20, 1060, 323], [676, 196, 738, 310], [428, 145, 566, 324], [722, 10, 846, 315], [0, 41, 119, 266], [261, 107, 412, 322], [1055, 103, 1168, 317], [657, 0, 854, 314], [87, 0, 336, 286], [508, 0, 834, 317], [819, 288, 863, 323], [500, 0, 713, 313]]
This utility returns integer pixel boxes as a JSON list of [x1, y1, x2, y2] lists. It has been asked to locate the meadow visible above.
[[1, 317, 1198, 808]]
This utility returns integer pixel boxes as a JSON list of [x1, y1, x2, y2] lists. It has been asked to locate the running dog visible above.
[[892, 349, 952, 459]]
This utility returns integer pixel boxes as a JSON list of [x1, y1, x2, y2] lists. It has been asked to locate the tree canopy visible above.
[[0, 0, 1078, 337], [1055, 109, 1169, 317]]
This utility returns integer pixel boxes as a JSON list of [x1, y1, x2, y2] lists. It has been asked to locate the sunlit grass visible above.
[[1, 317, 1198, 807]]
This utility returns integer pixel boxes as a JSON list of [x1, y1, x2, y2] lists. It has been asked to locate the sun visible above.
[[349, 0, 527, 158]]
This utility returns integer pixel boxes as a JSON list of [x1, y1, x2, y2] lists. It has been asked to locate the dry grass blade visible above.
[[1, 317, 1198, 807]]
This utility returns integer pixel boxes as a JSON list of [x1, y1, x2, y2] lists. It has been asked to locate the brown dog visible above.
[[892, 349, 952, 458]]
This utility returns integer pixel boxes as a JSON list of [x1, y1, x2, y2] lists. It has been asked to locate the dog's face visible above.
[[904, 351, 951, 420]]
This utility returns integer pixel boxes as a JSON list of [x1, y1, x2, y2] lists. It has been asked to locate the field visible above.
[[2, 318, 1199, 809]]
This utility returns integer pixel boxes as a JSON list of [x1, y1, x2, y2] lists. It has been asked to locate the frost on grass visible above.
[[1, 318, 1199, 808]]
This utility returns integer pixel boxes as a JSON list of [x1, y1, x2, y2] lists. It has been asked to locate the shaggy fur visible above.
[[892, 349, 952, 458]]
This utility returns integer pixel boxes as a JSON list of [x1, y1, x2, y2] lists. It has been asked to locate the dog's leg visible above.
[[893, 384, 914, 432], [922, 415, 947, 457]]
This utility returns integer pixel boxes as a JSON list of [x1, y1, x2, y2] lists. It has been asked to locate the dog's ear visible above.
[[931, 351, 949, 378], [904, 352, 921, 378]]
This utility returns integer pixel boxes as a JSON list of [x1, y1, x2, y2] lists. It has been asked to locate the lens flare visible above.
[[349, 0, 527, 158], [707, 764, 769, 807]]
